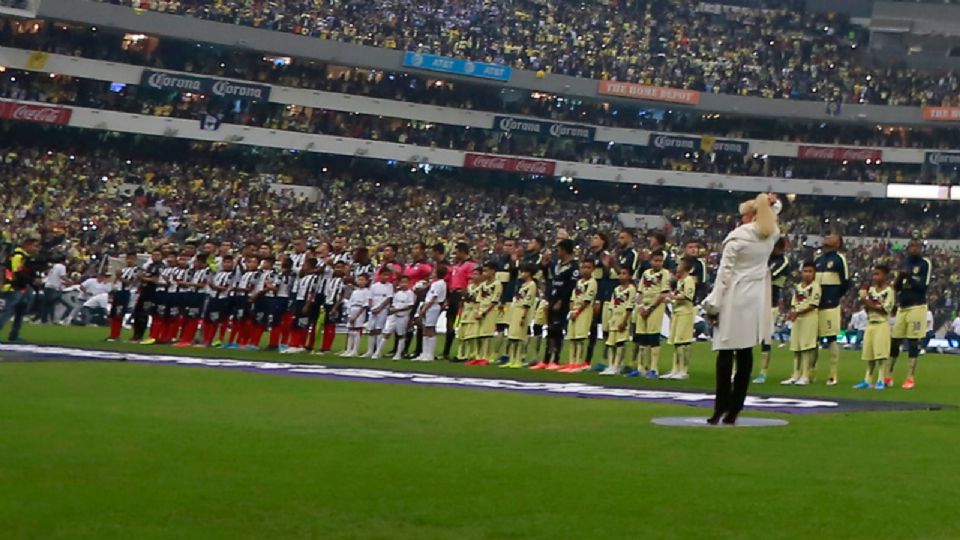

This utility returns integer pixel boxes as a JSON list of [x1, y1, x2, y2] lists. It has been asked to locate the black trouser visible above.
[[442, 289, 463, 358], [131, 291, 155, 341], [714, 348, 754, 417], [546, 303, 569, 364]]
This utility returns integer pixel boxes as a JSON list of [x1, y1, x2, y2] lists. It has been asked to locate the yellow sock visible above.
[[760, 350, 771, 375], [651, 346, 661, 373], [793, 352, 802, 379], [877, 359, 887, 383], [682, 345, 691, 375], [829, 341, 840, 380]]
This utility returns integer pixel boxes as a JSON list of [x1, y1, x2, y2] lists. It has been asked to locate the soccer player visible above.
[[471, 262, 503, 365], [281, 257, 320, 354], [174, 254, 210, 347], [202, 255, 236, 347], [683, 239, 709, 303], [601, 267, 636, 376], [107, 252, 141, 342], [754, 238, 790, 384], [457, 274, 482, 362], [563, 259, 597, 373], [664, 256, 697, 380], [586, 232, 616, 368], [493, 239, 519, 363], [503, 263, 538, 369], [444, 243, 478, 360], [316, 260, 346, 353], [247, 256, 278, 350], [632, 250, 672, 378], [855, 265, 895, 390], [267, 257, 297, 351], [341, 273, 371, 358], [131, 249, 164, 343], [364, 268, 395, 359], [417, 266, 448, 362], [386, 275, 416, 360], [889, 238, 931, 389], [784, 261, 821, 386], [223, 255, 260, 349], [532, 239, 578, 370], [814, 232, 849, 386]]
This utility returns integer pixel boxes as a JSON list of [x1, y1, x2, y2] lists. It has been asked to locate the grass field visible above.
[[1, 323, 959, 539]]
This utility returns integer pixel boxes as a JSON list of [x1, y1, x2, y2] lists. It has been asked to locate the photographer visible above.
[[0, 238, 43, 342]]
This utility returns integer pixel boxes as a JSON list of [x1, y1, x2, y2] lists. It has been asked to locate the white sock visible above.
[[395, 337, 406, 357], [424, 336, 436, 359], [349, 331, 359, 353], [365, 334, 378, 356]]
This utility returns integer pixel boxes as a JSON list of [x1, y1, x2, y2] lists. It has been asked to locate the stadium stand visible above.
[[91, 0, 960, 106]]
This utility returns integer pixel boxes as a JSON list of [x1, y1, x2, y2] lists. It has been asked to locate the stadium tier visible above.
[[78, 0, 959, 108]]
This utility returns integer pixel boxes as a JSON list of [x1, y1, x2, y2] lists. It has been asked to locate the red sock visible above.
[[271, 312, 293, 348], [238, 319, 254, 346], [164, 316, 182, 343], [293, 328, 307, 348], [251, 324, 266, 348], [150, 317, 163, 340], [269, 324, 282, 348], [109, 316, 123, 339], [180, 318, 200, 344], [228, 319, 240, 344], [202, 321, 217, 345], [321, 322, 336, 352]]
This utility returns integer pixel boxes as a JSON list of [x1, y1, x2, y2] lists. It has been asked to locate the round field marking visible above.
[[652, 416, 789, 428]]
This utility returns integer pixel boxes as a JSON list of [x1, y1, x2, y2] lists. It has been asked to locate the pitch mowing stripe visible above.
[[0, 344, 946, 414]]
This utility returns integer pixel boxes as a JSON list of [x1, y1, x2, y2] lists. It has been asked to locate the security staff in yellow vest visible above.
[[1, 238, 41, 342]]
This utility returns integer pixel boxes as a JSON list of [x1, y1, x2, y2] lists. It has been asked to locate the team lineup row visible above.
[[65, 228, 932, 390]]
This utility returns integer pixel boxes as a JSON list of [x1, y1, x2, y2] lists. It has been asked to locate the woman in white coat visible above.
[[702, 193, 781, 425]]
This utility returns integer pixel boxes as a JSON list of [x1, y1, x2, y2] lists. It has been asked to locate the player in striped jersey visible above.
[[107, 252, 141, 342], [247, 256, 278, 350], [315, 260, 347, 353], [174, 254, 211, 347], [201, 255, 236, 347], [223, 255, 260, 349], [267, 257, 298, 351], [141, 252, 179, 345], [289, 238, 308, 272], [281, 257, 320, 354], [162, 253, 192, 344]]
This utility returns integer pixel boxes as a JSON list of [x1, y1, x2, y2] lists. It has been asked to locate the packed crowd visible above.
[[92, 0, 960, 107], [7, 17, 960, 154], [0, 68, 931, 184], [1, 128, 958, 339]]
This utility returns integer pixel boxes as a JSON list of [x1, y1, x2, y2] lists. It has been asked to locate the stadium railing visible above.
[[30, 0, 954, 128]]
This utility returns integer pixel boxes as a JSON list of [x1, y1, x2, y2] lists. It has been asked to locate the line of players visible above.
[[103, 230, 931, 387], [752, 234, 931, 390]]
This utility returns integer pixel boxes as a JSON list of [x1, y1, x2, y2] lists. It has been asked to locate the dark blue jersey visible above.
[[815, 250, 849, 309]]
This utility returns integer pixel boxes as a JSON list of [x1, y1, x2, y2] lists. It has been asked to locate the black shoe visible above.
[[722, 412, 739, 425], [706, 414, 722, 426]]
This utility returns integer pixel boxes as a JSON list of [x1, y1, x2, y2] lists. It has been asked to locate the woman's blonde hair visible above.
[[740, 194, 777, 238]]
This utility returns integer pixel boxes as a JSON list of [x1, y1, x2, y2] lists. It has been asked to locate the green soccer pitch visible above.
[[1, 323, 958, 540]]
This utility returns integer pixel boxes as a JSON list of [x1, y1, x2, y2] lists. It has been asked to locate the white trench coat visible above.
[[703, 222, 781, 351]]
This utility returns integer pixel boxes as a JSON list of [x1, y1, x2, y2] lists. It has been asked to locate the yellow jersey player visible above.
[[631, 250, 671, 378], [854, 265, 895, 390], [814, 232, 849, 386], [502, 264, 538, 369], [784, 261, 821, 386], [457, 274, 483, 362], [889, 239, 931, 389], [472, 262, 503, 365], [663, 256, 697, 380], [563, 259, 597, 372], [600, 268, 636, 376]]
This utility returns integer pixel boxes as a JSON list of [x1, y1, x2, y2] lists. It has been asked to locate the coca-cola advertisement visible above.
[[0, 101, 73, 125], [463, 153, 557, 176], [797, 145, 882, 162]]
